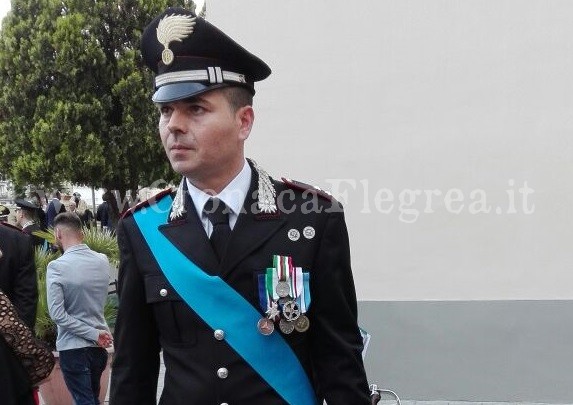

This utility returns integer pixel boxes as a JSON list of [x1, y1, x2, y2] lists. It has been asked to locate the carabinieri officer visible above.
[[110, 7, 371, 405]]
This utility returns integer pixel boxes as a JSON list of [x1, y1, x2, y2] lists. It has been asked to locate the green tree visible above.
[[0, 0, 195, 207]]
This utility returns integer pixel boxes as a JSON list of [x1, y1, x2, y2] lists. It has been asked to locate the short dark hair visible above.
[[53, 212, 82, 231], [222, 86, 253, 112]]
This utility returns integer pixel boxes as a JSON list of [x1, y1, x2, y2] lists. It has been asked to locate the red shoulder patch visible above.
[[281, 178, 333, 201], [121, 188, 173, 219]]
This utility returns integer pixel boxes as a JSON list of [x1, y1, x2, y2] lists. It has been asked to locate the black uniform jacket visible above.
[[0, 224, 37, 405], [110, 170, 371, 405], [0, 223, 37, 328]]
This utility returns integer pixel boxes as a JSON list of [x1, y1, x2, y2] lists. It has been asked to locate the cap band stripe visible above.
[[155, 69, 246, 87], [207, 67, 216, 83]]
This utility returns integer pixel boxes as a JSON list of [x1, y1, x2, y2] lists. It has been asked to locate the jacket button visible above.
[[214, 329, 225, 340], [159, 288, 168, 297], [217, 367, 228, 379], [220, 403, 229, 405]]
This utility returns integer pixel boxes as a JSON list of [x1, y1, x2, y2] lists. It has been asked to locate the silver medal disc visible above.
[[279, 318, 295, 334], [294, 315, 310, 332], [257, 317, 275, 336], [282, 300, 301, 322], [275, 281, 290, 298]]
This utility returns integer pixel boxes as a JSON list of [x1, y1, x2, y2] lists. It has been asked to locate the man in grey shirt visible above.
[[47, 212, 113, 405]]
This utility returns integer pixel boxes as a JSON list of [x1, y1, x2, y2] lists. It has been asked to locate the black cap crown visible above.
[[141, 8, 271, 103]]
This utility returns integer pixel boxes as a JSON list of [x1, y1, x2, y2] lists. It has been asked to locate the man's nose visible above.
[[167, 109, 188, 134]]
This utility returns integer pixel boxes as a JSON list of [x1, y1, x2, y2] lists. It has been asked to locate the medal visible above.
[[294, 315, 310, 332], [276, 281, 290, 298], [282, 300, 301, 322], [279, 318, 295, 334], [265, 301, 280, 320], [257, 317, 275, 335]]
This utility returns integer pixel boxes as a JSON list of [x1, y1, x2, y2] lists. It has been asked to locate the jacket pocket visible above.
[[144, 274, 198, 347]]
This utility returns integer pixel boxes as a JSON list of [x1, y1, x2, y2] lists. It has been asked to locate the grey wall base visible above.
[[358, 300, 573, 404]]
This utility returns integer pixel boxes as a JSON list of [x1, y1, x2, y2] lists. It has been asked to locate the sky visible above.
[[0, 2, 10, 26]]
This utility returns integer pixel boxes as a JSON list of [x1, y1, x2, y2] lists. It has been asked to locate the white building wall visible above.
[[210, 0, 573, 302]]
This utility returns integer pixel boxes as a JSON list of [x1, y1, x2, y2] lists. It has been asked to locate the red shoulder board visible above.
[[121, 188, 173, 219], [281, 178, 333, 201], [0, 221, 24, 233]]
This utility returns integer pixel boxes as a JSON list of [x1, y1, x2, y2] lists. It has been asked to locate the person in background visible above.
[[14, 199, 46, 249], [72, 193, 95, 228], [68, 200, 77, 213], [0, 221, 38, 404], [96, 191, 119, 233], [47, 212, 113, 405], [30, 192, 47, 231], [110, 7, 370, 405], [46, 190, 66, 228]]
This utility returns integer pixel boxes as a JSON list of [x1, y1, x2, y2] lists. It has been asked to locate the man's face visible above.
[[157, 89, 252, 188]]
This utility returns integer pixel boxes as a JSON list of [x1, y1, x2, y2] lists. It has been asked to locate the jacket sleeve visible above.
[[109, 218, 161, 405], [309, 207, 371, 404], [12, 234, 38, 329]]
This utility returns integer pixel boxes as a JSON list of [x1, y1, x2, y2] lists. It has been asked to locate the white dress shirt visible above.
[[186, 160, 252, 237]]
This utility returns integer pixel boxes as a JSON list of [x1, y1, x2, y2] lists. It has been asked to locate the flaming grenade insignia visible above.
[[156, 14, 197, 65]]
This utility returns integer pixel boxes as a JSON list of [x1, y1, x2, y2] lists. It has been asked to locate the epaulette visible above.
[[121, 188, 174, 219], [281, 178, 333, 201], [0, 221, 24, 233]]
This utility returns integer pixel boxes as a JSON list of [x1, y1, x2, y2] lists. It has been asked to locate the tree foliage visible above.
[[0, 0, 195, 199]]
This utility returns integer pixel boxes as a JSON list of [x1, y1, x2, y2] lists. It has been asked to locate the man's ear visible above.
[[236, 105, 254, 141]]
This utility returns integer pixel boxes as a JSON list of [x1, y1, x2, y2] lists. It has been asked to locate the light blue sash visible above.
[[133, 195, 317, 405]]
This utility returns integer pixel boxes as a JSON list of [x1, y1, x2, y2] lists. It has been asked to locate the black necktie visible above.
[[203, 198, 231, 261]]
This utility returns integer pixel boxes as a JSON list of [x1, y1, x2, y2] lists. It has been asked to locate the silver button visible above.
[[220, 403, 229, 405], [159, 288, 168, 297], [217, 367, 228, 379], [214, 329, 225, 340]]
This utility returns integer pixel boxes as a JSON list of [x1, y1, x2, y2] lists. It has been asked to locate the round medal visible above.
[[275, 281, 290, 298], [279, 318, 295, 334], [282, 300, 301, 322], [294, 315, 310, 332], [257, 317, 275, 336]]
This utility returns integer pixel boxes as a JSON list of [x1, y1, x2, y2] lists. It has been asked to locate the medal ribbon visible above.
[[133, 196, 317, 405], [258, 274, 268, 313]]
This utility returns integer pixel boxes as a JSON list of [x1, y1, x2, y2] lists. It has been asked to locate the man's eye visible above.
[[189, 105, 206, 114], [160, 106, 172, 114]]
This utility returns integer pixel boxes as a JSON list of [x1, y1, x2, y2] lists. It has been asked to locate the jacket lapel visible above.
[[159, 192, 220, 275], [157, 167, 285, 278], [220, 171, 286, 277]]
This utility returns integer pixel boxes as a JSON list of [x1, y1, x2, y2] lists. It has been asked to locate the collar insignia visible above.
[[251, 160, 277, 214], [156, 14, 197, 66], [169, 178, 187, 221], [169, 160, 277, 221]]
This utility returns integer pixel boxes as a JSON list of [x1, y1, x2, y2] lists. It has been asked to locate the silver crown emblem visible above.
[[156, 14, 197, 66]]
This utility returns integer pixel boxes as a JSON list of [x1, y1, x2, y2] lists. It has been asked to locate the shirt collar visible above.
[[186, 159, 252, 219]]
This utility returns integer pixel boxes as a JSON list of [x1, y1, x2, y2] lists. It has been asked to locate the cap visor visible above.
[[152, 82, 211, 103]]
